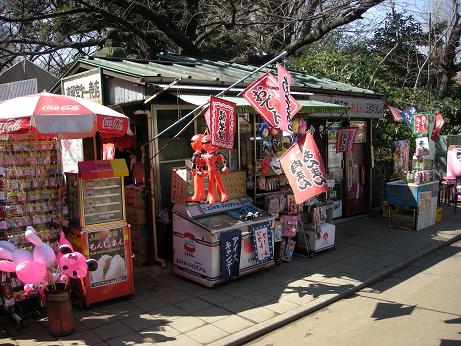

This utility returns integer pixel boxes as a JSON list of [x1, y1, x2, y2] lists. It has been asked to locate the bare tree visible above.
[[0, 0, 384, 73]]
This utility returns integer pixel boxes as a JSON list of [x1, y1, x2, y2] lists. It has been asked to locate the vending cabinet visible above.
[[65, 159, 134, 307]]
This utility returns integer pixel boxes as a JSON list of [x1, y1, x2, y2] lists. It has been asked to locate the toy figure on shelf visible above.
[[189, 134, 207, 202], [201, 135, 230, 204], [290, 118, 300, 144], [270, 127, 281, 156], [259, 123, 272, 157]]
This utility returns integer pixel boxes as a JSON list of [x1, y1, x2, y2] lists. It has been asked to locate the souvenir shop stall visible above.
[[0, 91, 132, 332], [386, 108, 443, 230], [171, 65, 344, 286]]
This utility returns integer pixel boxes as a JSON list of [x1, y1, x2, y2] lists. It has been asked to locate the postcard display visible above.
[[0, 139, 62, 311], [65, 159, 134, 307], [172, 197, 276, 287]]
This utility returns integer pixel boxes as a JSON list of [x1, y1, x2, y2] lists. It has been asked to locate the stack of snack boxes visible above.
[[125, 184, 151, 266]]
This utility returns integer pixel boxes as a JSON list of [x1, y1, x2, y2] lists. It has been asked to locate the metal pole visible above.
[[146, 50, 288, 144]]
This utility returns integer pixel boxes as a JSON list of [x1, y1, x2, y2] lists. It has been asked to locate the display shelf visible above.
[[85, 210, 121, 217], [85, 201, 120, 208], [83, 193, 120, 199], [85, 185, 120, 190], [66, 173, 125, 229]]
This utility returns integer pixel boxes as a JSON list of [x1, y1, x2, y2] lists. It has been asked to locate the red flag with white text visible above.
[[209, 96, 237, 149], [431, 113, 444, 140], [279, 132, 328, 204], [240, 72, 301, 128], [336, 127, 358, 152]]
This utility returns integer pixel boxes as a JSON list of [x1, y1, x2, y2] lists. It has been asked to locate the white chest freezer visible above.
[[172, 197, 275, 287]]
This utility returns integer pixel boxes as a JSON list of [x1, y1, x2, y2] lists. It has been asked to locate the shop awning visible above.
[[175, 94, 349, 114]]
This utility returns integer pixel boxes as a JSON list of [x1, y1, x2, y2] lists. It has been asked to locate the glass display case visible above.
[[66, 160, 127, 230]]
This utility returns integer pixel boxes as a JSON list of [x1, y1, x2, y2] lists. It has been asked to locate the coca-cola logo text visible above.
[[101, 117, 124, 131], [0, 119, 24, 133], [41, 104, 80, 111]]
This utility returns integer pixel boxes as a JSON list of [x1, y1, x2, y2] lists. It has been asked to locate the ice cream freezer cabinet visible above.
[[172, 197, 276, 287]]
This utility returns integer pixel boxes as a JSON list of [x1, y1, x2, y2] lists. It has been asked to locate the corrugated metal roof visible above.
[[72, 55, 379, 96], [0, 60, 57, 92], [175, 94, 348, 114], [0, 79, 37, 101]]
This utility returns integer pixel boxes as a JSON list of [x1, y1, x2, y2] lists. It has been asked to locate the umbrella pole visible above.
[[93, 137, 97, 160]]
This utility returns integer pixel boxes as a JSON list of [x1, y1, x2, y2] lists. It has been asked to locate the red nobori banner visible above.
[[240, 72, 301, 128], [277, 63, 295, 134], [280, 132, 328, 204], [336, 127, 358, 152], [412, 113, 429, 135], [0, 118, 30, 134], [209, 96, 237, 149], [385, 104, 403, 122], [431, 113, 444, 140]]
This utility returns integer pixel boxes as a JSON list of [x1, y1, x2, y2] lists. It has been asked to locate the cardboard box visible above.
[[125, 184, 146, 208], [171, 167, 247, 203], [331, 199, 342, 219], [126, 206, 146, 224]]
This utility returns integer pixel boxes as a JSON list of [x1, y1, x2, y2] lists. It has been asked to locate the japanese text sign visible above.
[[401, 105, 418, 129], [431, 113, 444, 140], [219, 230, 241, 281], [336, 127, 358, 152], [240, 72, 301, 128], [209, 96, 237, 149], [412, 113, 429, 135], [250, 222, 273, 264], [280, 132, 328, 204], [277, 64, 296, 133]]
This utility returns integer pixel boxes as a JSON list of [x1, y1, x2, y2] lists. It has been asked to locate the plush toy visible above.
[[201, 135, 230, 204], [189, 134, 207, 202]]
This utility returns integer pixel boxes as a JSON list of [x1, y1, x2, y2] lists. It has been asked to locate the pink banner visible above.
[[336, 127, 358, 152], [277, 63, 294, 134], [431, 113, 444, 140], [209, 96, 237, 149], [240, 72, 301, 128], [279, 132, 328, 204]]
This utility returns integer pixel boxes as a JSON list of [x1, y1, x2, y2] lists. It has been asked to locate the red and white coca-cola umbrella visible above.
[[0, 91, 131, 138]]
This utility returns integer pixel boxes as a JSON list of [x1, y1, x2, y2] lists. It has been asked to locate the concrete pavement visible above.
[[1, 205, 461, 346]]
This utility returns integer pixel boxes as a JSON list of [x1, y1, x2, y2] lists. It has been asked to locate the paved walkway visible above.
[[1, 206, 461, 346]]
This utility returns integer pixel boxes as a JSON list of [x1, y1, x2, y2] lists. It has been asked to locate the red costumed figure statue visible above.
[[201, 135, 230, 204], [189, 134, 207, 202]]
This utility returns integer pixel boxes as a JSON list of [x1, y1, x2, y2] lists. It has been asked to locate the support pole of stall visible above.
[[145, 50, 288, 145]]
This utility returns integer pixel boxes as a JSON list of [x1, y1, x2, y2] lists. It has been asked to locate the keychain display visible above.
[[0, 140, 62, 247]]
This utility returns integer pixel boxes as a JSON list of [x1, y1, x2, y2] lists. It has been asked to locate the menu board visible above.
[[87, 227, 127, 288]]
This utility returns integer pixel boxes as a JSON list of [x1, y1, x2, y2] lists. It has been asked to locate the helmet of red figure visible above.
[[201, 135, 219, 153]]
